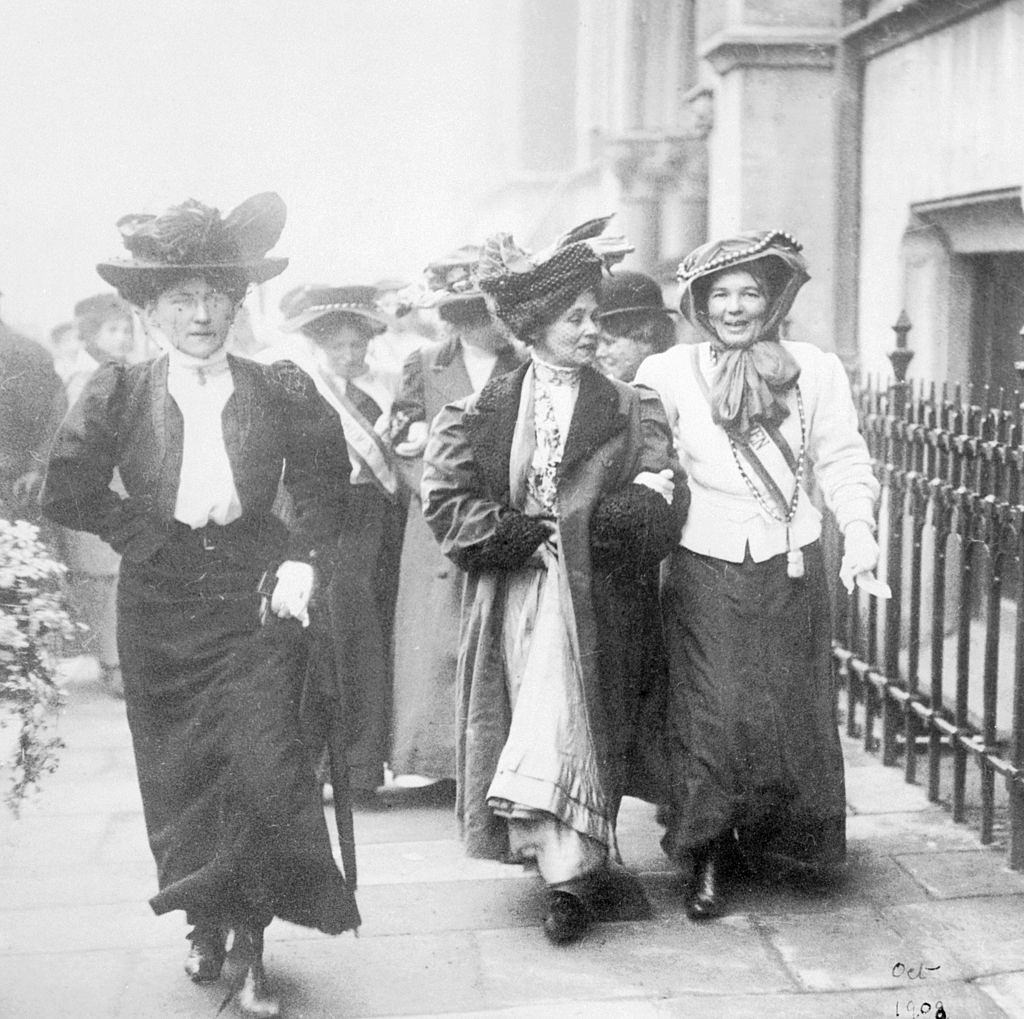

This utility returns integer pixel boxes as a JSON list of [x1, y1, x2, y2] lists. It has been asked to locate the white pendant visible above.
[[787, 547, 805, 579]]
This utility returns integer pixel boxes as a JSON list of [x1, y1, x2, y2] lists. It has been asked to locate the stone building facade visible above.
[[467, 0, 1024, 386]]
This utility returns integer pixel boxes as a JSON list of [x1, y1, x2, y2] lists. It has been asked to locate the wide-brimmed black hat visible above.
[[96, 192, 289, 292], [279, 284, 388, 335], [595, 270, 676, 321]]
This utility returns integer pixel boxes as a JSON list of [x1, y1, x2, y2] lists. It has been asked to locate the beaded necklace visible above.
[[727, 386, 808, 578]]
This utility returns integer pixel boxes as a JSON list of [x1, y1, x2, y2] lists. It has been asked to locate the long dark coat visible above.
[[41, 355, 360, 933], [422, 363, 688, 859], [388, 336, 524, 778]]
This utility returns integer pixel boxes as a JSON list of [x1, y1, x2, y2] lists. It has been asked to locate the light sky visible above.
[[0, 0, 511, 339]]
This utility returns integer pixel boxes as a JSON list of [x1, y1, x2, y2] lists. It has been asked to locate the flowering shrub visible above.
[[1, 518, 75, 814]]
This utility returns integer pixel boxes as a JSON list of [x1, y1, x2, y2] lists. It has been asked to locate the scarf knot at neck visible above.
[[709, 337, 800, 438]]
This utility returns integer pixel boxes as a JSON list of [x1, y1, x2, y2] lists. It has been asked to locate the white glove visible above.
[[271, 560, 315, 627], [840, 521, 880, 594], [633, 468, 674, 505], [394, 420, 428, 458]]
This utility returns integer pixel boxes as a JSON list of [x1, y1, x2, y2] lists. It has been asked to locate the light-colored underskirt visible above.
[[487, 541, 611, 873]]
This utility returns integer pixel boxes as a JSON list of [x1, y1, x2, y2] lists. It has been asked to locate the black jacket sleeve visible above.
[[272, 360, 351, 565], [40, 364, 151, 553]]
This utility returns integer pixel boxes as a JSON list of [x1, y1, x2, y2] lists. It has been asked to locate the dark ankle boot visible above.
[[222, 924, 279, 1017], [542, 890, 592, 944], [686, 841, 724, 921], [184, 923, 226, 983]]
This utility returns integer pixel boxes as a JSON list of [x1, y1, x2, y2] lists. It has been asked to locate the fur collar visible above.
[[464, 362, 627, 498]]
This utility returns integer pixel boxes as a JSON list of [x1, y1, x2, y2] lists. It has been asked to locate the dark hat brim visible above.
[[279, 304, 388, 334], [96, 256, 289, 292], [435, 290, 486, 308]]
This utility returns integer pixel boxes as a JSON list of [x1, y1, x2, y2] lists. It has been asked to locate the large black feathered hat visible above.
[[96, 192, 289, 292], [475, 215, 631, 340]]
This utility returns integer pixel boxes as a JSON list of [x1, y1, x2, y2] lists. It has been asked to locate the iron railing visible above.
[[831, 314, 1024, 869]]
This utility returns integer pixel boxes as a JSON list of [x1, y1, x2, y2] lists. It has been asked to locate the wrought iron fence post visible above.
[[882, 312, 914, 766], [1010, 332, 1024, 866]]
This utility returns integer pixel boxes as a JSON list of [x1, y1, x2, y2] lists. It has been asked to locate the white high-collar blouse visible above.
[[165, 348, 243, 529]]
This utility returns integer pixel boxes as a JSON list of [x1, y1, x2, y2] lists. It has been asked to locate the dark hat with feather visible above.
[[476, 215, 632, 341], [96, 192, 289, 294]]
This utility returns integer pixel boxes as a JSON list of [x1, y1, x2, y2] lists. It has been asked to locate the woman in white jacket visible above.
[[635, 230, 880, 921]]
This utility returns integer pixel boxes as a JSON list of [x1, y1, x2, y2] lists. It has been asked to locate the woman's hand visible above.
[[528, 517, 559, 565], [633, 468, 675, 505], [839, 521, 880, 593], [394, 420, 428, 458], [271, 560, 315, 627]]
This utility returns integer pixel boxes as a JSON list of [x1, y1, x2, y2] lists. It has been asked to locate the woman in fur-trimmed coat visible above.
[[421, 224, 688, 944]]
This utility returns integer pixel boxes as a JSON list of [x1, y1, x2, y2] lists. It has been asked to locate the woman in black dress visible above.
[[42, 193, 358, 1017]]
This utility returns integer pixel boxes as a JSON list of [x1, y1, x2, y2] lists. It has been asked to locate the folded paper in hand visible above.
[[855, 574, 892, 599]]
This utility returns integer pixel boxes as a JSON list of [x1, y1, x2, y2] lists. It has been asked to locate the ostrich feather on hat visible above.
[[96, 192, 289, 291]]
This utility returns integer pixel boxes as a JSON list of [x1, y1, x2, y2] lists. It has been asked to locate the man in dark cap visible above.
[[0, 305, 65, 521], [595, 269, 677, 383]]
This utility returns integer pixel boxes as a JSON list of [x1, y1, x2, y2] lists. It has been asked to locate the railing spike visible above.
[[889, 310, 915, 383]]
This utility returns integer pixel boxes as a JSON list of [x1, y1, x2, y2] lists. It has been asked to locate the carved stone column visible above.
[[605, 91, 711, 272]]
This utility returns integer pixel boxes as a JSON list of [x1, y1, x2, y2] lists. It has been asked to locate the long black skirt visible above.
[[660, 541, 846, 876], [116, 525, 359, 934]]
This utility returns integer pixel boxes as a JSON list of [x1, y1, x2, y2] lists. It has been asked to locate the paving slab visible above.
[[331, 877, 547, 938], [894, 849, 1024, 899], [474, 913, 795, 1005], [760, 905, 964, 992], [0, 946, 137, 1019], [262, 932, 486, 1018], [348, 803, 460, 845], [888, 898, 1024, 978], [431, 985, 1008, 1019], [352, 838, 531, 887], [0, 860, 152, 909], [0, 900, 182, 956], [976, 971, 1024, 1019], [846, 766, 936, 814], [846, 806, 991, 854]]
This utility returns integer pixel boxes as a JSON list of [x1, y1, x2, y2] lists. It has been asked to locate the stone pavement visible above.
[[2, 679, 1024, 1019]]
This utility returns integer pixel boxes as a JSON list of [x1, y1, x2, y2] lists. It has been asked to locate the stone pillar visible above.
[[606, 131, 707, 272], [699, 10, 841, 349]]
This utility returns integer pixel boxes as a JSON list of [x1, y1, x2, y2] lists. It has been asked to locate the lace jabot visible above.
[[531, 353, 581, 387]]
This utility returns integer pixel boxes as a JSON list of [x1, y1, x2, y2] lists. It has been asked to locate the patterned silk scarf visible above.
[[527, 358, 580, 514]]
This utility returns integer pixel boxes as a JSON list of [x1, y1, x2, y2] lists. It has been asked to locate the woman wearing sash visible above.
[[422, 222, 687, 943], [279, 285, 405, 804], [634, 231, 880, 920]]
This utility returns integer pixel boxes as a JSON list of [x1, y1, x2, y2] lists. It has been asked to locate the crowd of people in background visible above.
[[0, 192, 879, 1017]]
